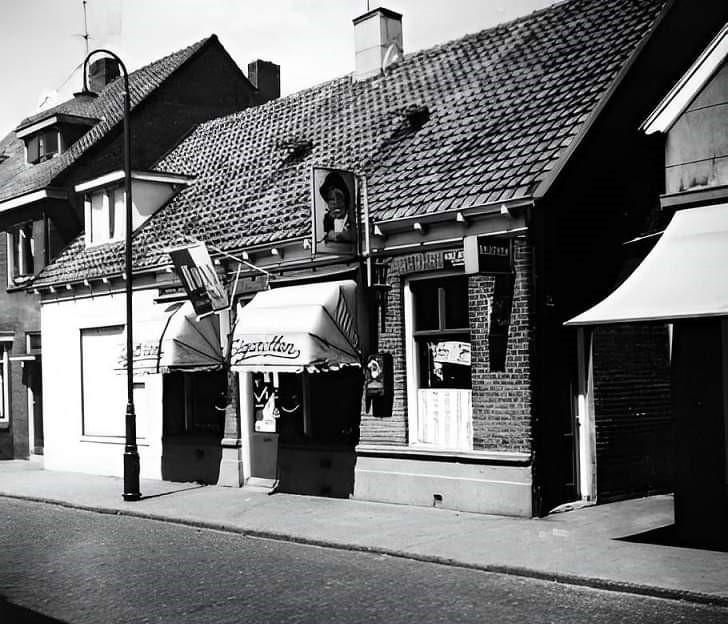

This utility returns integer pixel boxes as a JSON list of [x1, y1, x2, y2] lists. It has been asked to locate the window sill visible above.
[[0, 421, 9, 431], [7, 279, 35, 293], [356, 443, 531, 465]]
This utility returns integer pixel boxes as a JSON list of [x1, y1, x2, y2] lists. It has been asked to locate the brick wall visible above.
[[360, 239, 534, 453], [592, 323, 672, 501]]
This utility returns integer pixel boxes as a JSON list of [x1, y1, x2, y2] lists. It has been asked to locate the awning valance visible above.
[[231, 280, 360, 373], [567, 202, 728, 326]]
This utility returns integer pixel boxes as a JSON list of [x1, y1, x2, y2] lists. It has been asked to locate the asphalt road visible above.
[[1, 498, 727, 624]]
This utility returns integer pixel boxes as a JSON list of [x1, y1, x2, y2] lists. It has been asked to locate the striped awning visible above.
[[230, 280, 360, 373]]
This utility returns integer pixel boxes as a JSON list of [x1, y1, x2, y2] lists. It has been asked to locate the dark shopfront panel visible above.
[[274, 368, 363, 498], [162, 370, 226, 484]]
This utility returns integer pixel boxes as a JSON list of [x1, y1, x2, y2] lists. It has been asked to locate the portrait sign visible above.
[[168, 242, 228, 317], [311, 167, 358, 256]]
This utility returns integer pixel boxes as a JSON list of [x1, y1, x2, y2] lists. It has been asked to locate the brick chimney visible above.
[[353, 7, 403, 81], [88, 57, 121, 93], [248, 60, 280, 102]]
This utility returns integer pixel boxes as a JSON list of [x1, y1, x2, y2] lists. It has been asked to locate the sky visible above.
[[0, 0, 557, 137]]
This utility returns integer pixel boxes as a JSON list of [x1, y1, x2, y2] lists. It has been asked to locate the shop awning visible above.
[[116, 301, 223, 375], [231, 280, 360, 373], [116, 302, 181, 375], [567, 202, 728, 326], [159, 301, 224, 371]]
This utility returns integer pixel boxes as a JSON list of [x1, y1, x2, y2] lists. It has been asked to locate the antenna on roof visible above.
[[73, 0, 91, 59]]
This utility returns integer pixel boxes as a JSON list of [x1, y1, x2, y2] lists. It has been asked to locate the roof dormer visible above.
[[75, 170, 192, 247], [16, 113, 98, 165]]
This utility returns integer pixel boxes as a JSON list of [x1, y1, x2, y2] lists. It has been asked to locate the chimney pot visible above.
[[248, 60, 280, 102]]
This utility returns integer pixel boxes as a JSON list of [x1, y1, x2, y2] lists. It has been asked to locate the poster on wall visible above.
[[311, 167, 358, 256], [168, 242, 228, 317]]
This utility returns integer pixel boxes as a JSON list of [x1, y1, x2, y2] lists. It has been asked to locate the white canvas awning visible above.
[[116, 301, 223, 374], [231, 280, 360, 373], [159, 301, 224, 371], [567, 202, 728, 326]]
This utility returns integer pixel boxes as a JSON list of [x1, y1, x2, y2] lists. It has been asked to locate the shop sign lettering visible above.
[[443, 249, 465, 270], [231, 335, 301, 362], [477, 237, 512, 274], [118, 341, 161, 367]]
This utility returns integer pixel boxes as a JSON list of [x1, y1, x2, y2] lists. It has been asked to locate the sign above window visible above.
[[464, 235, 513, 275]]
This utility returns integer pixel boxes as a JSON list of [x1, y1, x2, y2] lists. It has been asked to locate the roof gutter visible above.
[[0, 188, 68, 213]]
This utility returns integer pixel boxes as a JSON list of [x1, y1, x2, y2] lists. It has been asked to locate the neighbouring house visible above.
[[32, 0, 728, 516], [0, 35, 279, 461], [568, 21, 728, 547]]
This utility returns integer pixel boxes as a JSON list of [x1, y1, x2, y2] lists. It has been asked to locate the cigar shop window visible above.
[[405, 274, 473, 451]]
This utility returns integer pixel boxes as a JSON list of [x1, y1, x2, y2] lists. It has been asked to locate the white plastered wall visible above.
[[42, 287, 165, 479]]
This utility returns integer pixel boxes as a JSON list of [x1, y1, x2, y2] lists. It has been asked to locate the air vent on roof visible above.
[[0, 153, 8, 164], [403, 104, 430, 129], [276, 136, 314, 159]]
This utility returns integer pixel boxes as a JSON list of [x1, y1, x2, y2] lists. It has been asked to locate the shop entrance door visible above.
[[249, 372, 278, 481]]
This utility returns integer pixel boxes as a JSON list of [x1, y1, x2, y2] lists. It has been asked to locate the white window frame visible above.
[[85, 187, 125, 247], [0, 340, 11, 427], [404, 273, 473, 451], [6, 222, 35, 286]]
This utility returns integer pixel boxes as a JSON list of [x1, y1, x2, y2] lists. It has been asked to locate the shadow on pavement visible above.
[[139, 483, 207, 501], [618, 525, 728, 553], [0, 595, 69, 624]]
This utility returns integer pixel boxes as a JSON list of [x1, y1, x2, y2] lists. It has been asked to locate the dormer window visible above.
[[16, 114, 98, 166], [76, 170, 193, 249], [26, 129, 60, 164], [85, 187, 125, 246]]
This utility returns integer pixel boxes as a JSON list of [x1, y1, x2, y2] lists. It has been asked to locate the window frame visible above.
[[404, 272, 473, 451], [6, 222, 36, 286], [25, 128, 62, 164], [0, 341, 10, 428]]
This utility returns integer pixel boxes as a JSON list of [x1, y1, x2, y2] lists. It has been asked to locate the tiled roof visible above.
[[0, 36, 213, 204], [35, 0, 666, 287]]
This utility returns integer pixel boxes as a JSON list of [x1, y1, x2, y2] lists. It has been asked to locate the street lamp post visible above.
[[83, 50, 141, 501]]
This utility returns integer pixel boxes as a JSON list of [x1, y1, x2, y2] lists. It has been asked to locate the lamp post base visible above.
[[123, 448, 141, 501]]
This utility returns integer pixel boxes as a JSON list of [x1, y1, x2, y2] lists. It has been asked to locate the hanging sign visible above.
[[464, 235, 513, 274], [168, 242, 228, 316], [311, 167, 358, 256]]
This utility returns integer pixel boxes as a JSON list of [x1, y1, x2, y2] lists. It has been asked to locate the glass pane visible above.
[[43, 130, 59, 156], [417, 336, 471, 389], [27, 137, 39, 164], [412, 281, 438, 330], [444, 277, 468, 329]]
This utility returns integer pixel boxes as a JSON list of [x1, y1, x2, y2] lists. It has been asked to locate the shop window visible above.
[[163, 371, 225, 437], [25, 129, 60, 164], [86, 187, 125, 246], [6, 222, 35, 286], [406, 275, 473, 451]]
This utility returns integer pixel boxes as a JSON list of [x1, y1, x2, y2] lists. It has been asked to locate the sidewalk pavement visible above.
[[2, 460, 727, 606]]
